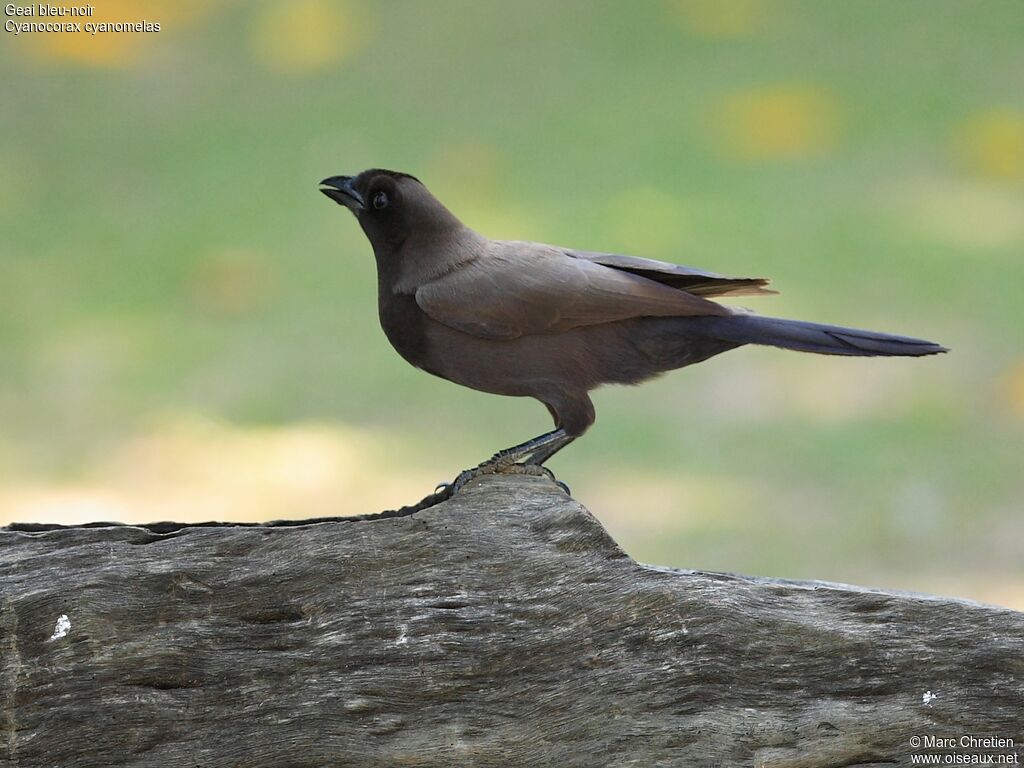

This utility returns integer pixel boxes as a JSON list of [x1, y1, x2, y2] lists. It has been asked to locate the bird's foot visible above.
[[501, 463, 571, 495], [434, 461, 570, 499], [432, 449, 523, 496], [433, 430, 576, 498], [435, 464, 500, 497]]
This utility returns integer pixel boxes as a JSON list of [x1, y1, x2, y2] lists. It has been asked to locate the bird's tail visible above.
[[697, 314, 948, 357]]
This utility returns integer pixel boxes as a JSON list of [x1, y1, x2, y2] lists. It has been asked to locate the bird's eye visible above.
[[372, 191, 389, 210]]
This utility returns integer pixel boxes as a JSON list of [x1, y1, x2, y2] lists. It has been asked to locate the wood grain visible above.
[[2, 474, 1021, 767]]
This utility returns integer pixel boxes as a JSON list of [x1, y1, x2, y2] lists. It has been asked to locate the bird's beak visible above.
[[319, 176, 364, 211]]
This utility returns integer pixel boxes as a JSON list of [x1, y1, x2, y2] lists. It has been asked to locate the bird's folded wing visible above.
[[566, 249, 776, 297], [414, 242, 730, 340]]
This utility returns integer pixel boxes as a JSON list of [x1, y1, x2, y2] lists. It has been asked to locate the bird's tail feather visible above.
[[699, 314, 947, 357]]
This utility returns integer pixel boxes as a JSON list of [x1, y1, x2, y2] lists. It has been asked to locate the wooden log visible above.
[[2, 474, 1021, 767]]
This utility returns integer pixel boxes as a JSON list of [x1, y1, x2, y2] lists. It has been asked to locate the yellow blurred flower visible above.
[[7, 0, 217, 68], [250, 0, 370, 75], [664, 0, 770, 39], [711, 84, 841, 160], [956, 110, 1024, 181], [999, 362, 1024, 422]]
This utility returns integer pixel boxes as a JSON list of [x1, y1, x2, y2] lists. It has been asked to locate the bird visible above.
[[319, 169, 946, 490]]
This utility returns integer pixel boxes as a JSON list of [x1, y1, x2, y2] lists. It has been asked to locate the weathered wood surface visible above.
[[2, 474, 1022, 767]]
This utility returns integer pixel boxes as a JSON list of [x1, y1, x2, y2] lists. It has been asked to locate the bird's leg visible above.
[[522, 432, 575, 465], [484, 428, 570, 469], [438, 429, 573, 496]]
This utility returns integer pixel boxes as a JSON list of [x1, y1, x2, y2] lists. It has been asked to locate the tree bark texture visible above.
[[2, 474, 1022, 767]]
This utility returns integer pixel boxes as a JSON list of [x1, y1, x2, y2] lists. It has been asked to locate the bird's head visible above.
[[319, 169, 461, 252]]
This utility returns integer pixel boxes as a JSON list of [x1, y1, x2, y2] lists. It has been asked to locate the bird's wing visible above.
[[414, 241, 731, 340], [566, 249, 776, 297]]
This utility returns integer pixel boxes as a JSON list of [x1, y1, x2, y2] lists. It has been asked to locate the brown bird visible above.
[[320, 169, 945, 489]]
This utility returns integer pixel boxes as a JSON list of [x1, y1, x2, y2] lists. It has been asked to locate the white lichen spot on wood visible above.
[[652, 627, 688, 642], [344, 698, 373, 713], [395, 623, 409, 645], [922, 690, 938, 706], [48, 614, 71, 642]]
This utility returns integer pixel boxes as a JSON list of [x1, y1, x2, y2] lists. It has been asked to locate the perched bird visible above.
[[320, 169, 945, 487]]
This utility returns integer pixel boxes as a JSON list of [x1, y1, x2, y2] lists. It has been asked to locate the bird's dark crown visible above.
[[358, 168, 421, 185]]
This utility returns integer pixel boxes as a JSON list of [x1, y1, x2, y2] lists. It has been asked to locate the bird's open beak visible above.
[[319, 176, 364, 210]]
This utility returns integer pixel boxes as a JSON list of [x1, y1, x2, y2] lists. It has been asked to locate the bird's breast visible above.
[[377, 290, 439, 375]]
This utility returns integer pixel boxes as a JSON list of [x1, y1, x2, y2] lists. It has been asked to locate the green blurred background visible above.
[[2, 1, 1022, 607]]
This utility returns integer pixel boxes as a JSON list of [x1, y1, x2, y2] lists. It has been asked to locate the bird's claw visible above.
[[435, 461, 571, 499], [503, 463, 571, 494]]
